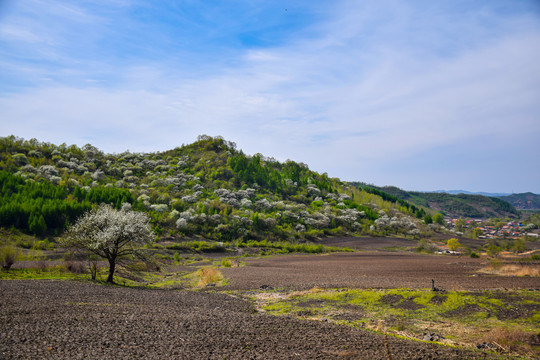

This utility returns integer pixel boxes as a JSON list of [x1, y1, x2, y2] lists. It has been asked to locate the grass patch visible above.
[[219, 257, 243, 268], [250, 288, 540, 357], [166, 240, 227, 253], [0, 267, 89, 281], [236, 239, 353, 254]]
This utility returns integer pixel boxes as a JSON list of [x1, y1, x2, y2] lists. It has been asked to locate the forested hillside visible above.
[[0, 135, 426, 241], [498, 192, 540, 211], [369, 185, 519, 219]]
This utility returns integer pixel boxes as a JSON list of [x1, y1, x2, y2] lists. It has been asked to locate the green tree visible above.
[[424, 215, 433, 224], [432, 213, 444, 226], [28, 213, 47, 235], [472, 227, 484, 239], [487, 243, 501, 258], [455, 218, 465, 232], [511, 238, 527, 254], [64, 204, 153, 283], [447, 238, 461, 251]]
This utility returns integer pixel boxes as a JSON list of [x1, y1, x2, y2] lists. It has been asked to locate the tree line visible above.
[[0, 171, 135, 235]]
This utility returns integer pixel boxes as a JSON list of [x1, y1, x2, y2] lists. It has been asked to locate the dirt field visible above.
[[1, 280, 498, 359], [222, 251, 540, 291], [2, 237, 538, 359]]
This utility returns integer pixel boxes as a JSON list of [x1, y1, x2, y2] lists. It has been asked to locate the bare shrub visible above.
[[35, 258, 49, 272], [145, 259, 161, 272], [88, 255, 99, 280], [64, 260, 86, 274]]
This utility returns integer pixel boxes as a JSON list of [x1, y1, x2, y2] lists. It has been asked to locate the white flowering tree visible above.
[[64, 204, 154, 283]]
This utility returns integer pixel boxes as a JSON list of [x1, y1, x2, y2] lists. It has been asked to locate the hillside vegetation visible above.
[[499, 192, 540, 211], [0, 135, 426, 242], [360, 185, 519, 219]]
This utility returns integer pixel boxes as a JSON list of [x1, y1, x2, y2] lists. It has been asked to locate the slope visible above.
[[369, 185, 519, 219], [0, 135, 425, 241], [498, 192, 540, 211]]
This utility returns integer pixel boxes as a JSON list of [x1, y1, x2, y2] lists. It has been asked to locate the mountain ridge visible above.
[[353, 184, 520, 219]]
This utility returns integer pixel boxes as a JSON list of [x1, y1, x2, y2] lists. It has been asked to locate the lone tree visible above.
[[64, 204, 153, 283], [447, 238, 462, 252]]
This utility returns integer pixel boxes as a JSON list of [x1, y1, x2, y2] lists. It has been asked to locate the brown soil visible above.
[[222, 252, 540, 291], [0, 280, 493, 359], [314, 236, 420, 250], [395, 299, 425, 311], [380, 294, 404, 305], [497, 304, 539, 320], [429, 294, 448, 305], [444, 304, 484, 318]]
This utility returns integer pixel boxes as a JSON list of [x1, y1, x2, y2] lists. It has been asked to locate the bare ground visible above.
[[0, 280, 497, 359], [222, 251, 540, 291], [2, 238, 538, 359]]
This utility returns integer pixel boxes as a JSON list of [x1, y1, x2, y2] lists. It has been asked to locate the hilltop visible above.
[[0, 135, 427, 241]]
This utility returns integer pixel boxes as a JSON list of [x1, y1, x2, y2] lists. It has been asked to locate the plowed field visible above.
[[1, 280, 496, 359], [222, 251, 540, 291]]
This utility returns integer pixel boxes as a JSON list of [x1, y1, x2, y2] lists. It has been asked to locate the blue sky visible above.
[[1, 0, 539, 193]]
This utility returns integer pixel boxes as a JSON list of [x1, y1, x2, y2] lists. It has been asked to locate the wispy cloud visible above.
[[0, 0, 539, 192]]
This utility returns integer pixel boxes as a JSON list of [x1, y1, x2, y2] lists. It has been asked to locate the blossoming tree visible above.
[[65, 204, 153, 283]]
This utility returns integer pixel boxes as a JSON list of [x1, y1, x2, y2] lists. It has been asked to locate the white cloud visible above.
[[1, 0, 539, 192]]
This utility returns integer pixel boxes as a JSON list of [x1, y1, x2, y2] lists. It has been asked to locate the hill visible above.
[[433, 190, 510, 197], [0, 135, 426, 241], [358, 185, 519, 219], [498, 192, 540, 211]]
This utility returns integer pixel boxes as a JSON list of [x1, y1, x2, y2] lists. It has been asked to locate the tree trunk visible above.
[[107, 257, 116, 283]]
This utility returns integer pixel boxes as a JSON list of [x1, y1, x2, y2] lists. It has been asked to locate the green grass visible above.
[[236, 239, 353, 254], [165, 240, 228, 253], [0, 267, 88, 280], [253, 288, 540, 357]]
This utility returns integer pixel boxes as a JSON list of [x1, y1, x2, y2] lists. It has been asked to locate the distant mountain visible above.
[[498, 192, 540, 211], [430, 190, 540, 211], [367, 186, 519, 219], [433, 190, 511, 197]]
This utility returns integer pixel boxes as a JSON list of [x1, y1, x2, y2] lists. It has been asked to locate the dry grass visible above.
[[482, 327, 537, 356], [479, 264, 540, 277], [195, 268, 224, 287], [287, 286, 324, 299]]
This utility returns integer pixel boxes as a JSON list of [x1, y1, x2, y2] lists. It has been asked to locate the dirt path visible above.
[[0, 280, 496, 359]]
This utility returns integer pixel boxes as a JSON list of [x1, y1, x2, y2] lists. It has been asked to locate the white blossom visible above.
[[121, 203, 132, 212], [38, 165, 59, 178], [176, 218, 188, 229], [240, 198, 252, 208], [20, 164, 37, 174], [150, 204, 169, 213], [64, 204, 153, 283], [307, 184, 320, 195], [91, 170, 105, 181], [50, 176, 62, 185]]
